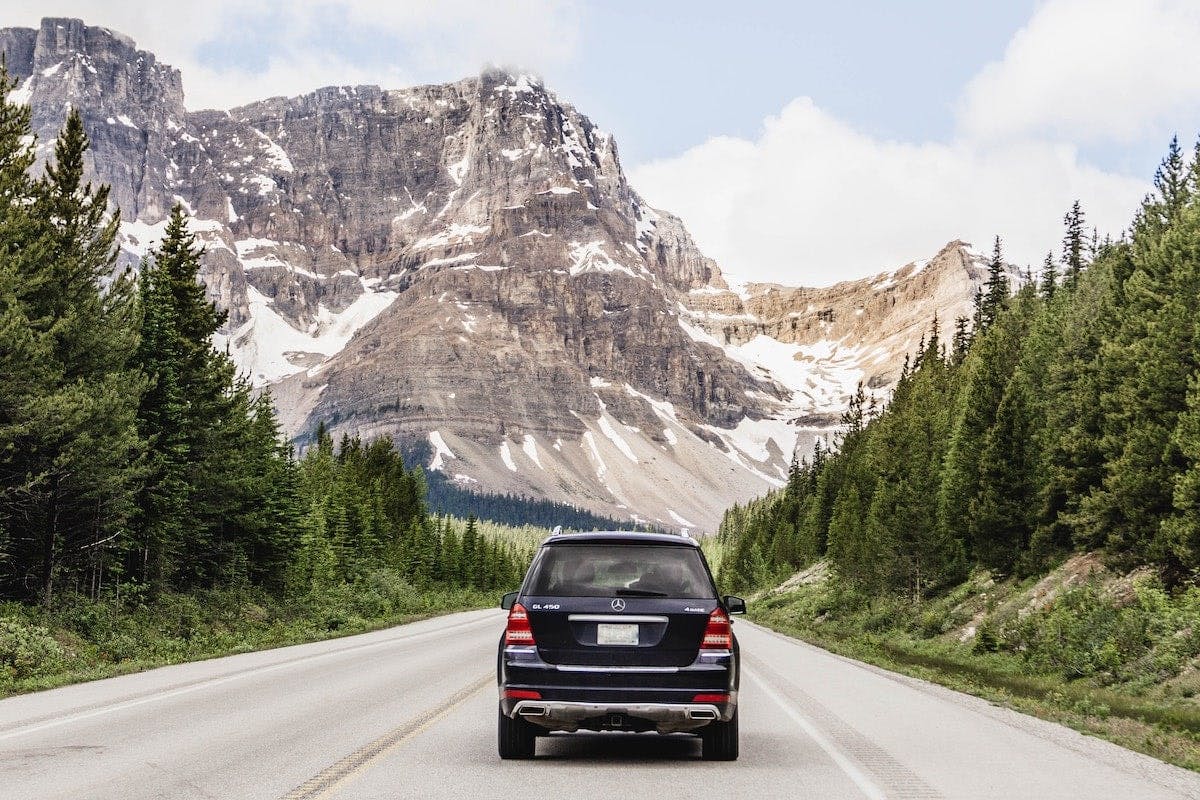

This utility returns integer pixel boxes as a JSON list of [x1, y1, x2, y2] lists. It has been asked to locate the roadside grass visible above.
[[750, 576, 1200, 772], [0, 570, 503, 698]]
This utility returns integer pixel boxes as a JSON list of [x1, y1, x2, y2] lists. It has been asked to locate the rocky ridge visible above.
[[3, 18, 1008, 532]]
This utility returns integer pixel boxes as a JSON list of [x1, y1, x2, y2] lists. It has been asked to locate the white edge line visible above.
[[746, 668, 889, 800], [0, 615, 498, 743]]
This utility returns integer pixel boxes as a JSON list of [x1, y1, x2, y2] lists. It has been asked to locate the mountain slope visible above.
[[2, 17, 1004, 531]]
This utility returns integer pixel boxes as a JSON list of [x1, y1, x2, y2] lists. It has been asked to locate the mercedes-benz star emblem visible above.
[[611, 598, 626, 612]]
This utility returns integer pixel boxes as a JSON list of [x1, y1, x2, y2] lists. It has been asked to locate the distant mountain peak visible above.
[[1, 16, 995, 532]]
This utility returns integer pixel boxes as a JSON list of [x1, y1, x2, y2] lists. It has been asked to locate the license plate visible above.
[[597, 623, 639, 646]]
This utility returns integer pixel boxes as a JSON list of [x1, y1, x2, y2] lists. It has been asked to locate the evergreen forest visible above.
[[0, 74, 530, 689], [719, 137, 1200, 598]]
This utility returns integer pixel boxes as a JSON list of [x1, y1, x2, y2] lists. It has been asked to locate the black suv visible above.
[[496, 531, 746, 760]]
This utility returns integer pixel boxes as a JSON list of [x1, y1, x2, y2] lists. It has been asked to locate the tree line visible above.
[[423, 463, 648, 533], [719, 136, 1200, 599], [0, 74, 529, 606]]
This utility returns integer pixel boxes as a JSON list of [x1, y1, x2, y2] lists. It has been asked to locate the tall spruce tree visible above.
[[951, 316, 971, 365], [939, 300, 1027, 563], [134, 205, 294, 590], [1157, 136, 1187, 221], [1080, 201, 1200, 572], [977, 236, 1009, 332], [1040, 251, 1058, 301], [1165, 364, 1200, 571], [1, 108, 143, 604], [1062, 201, 1087, 288], [0, 67, 44, 593], [1033, 251, 1121, 554], [970, 376, 1037, 574]]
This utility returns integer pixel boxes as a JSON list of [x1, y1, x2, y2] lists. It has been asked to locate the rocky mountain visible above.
[[2, 18, 1009, 532]]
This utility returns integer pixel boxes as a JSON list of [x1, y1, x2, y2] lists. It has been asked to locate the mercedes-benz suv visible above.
[[496, 531, 746, 760]]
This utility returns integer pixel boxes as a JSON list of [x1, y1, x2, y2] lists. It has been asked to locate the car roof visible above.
[[541, 530, 699, 547]]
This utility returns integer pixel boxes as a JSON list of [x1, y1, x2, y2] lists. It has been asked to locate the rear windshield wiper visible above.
[[614, 588, 668, 597]]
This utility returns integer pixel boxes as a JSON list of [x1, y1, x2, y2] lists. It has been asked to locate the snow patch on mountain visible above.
[[598, 414, 638, 463], [428, 431, 456, 471], [499, 440, 518, 472], [581, 431, 607, 479], [569, 240, 644, 280], [222, 285, 398, 384], [522, 434, 544, 470], [667, 509, 696, 530]]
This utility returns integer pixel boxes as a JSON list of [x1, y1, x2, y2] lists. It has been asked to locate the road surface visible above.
[[1, 608, 1198, 799]]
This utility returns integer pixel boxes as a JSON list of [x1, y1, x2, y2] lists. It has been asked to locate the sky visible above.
[[3, 0, 1200, 286]]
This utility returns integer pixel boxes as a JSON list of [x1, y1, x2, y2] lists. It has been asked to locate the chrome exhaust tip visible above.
[[517, 705, 548, 717], [687, 708, 718, 721]]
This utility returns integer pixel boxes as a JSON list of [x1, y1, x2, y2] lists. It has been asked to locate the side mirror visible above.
[[724, 595, 747, 615], [500, 591, 519, 610]]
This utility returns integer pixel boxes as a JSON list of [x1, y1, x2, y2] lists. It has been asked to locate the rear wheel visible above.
[[497, 705, 537, 759], [701, 709, 739, 761]]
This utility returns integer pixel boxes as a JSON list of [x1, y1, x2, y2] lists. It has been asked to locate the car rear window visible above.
[[526, 544, 715, 599]]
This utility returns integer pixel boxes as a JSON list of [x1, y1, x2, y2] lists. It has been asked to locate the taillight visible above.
[[505, 602, 536, 646], [701, 608, 732, 649], [504, 688, 542, 700], [693, 693, 729, 703]]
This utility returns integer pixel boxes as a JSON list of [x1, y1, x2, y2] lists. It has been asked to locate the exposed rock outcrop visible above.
[[2, 18, 1006, 532]]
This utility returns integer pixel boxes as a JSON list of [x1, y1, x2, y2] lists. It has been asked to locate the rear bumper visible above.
[[498, 641, 739, 732], [512, 699, 727, 733]]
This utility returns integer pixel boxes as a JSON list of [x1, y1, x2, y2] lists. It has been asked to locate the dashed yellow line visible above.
[[280, 673, 492, 800]]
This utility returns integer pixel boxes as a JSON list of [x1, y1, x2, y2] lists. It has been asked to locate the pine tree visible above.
[[1, 107, 144, 604], [1164, 367, 1200, 571], [785, 453, 802, 495], [826, 483, 874, 587], [0, 67, 46, 595], [1062, 201, 1087, 288], [951, 316, 971, 365], [1079, 203, 1200, 571], [1156, 136, 1187, 220], [970, 377, 1037, 574], [977, 236, 1009, 331], [133, 204, 294, 590], [1040, 251, 1058, 301], [840, 383, 866, 434], [1032, 251, 1119, 555], [938, 301, 1028, 562]]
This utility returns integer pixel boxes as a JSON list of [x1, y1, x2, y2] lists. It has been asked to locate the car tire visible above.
[[701, 709, 739, 761], [497, 705, 537, 759]]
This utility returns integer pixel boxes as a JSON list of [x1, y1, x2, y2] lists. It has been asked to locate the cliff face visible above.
[[679, 241, 1023, 417], [2, 18, 1003, 532], [5, 18, 185, 220]]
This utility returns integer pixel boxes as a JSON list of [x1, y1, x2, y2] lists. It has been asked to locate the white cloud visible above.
[[631, 98, 1147, 287], [632, 0, 1198, 286], [959, 0, 1200, 145], [0, 1, 580, 109], [2, 1, 1177, 289]]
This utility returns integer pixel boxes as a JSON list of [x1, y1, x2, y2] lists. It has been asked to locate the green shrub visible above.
[[1008, 578, 1200, 684], [0, 618, 65, 680], [918, 607, 948, 638], [973, 621, 1001, 653]]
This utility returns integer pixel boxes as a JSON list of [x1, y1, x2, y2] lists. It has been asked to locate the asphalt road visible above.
[[2, 608, 1199, 800]]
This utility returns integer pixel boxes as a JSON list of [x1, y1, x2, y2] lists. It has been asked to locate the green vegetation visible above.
[[422, 462, 647, 533], [0, 582, 492, 695], [717, 135, 1200, 768], [721, 134, 1200, 593], [751, 565, 1200, 770], [0, 70, 536, 694]]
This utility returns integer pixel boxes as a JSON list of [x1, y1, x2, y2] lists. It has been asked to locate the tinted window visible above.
[[527, 545, 715, 599]]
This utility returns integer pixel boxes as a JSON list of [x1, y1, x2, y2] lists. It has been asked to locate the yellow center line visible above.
[[280, 672, 492, 800]]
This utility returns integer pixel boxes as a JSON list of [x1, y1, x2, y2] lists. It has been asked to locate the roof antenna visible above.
[[552, 525, 563, 536]]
